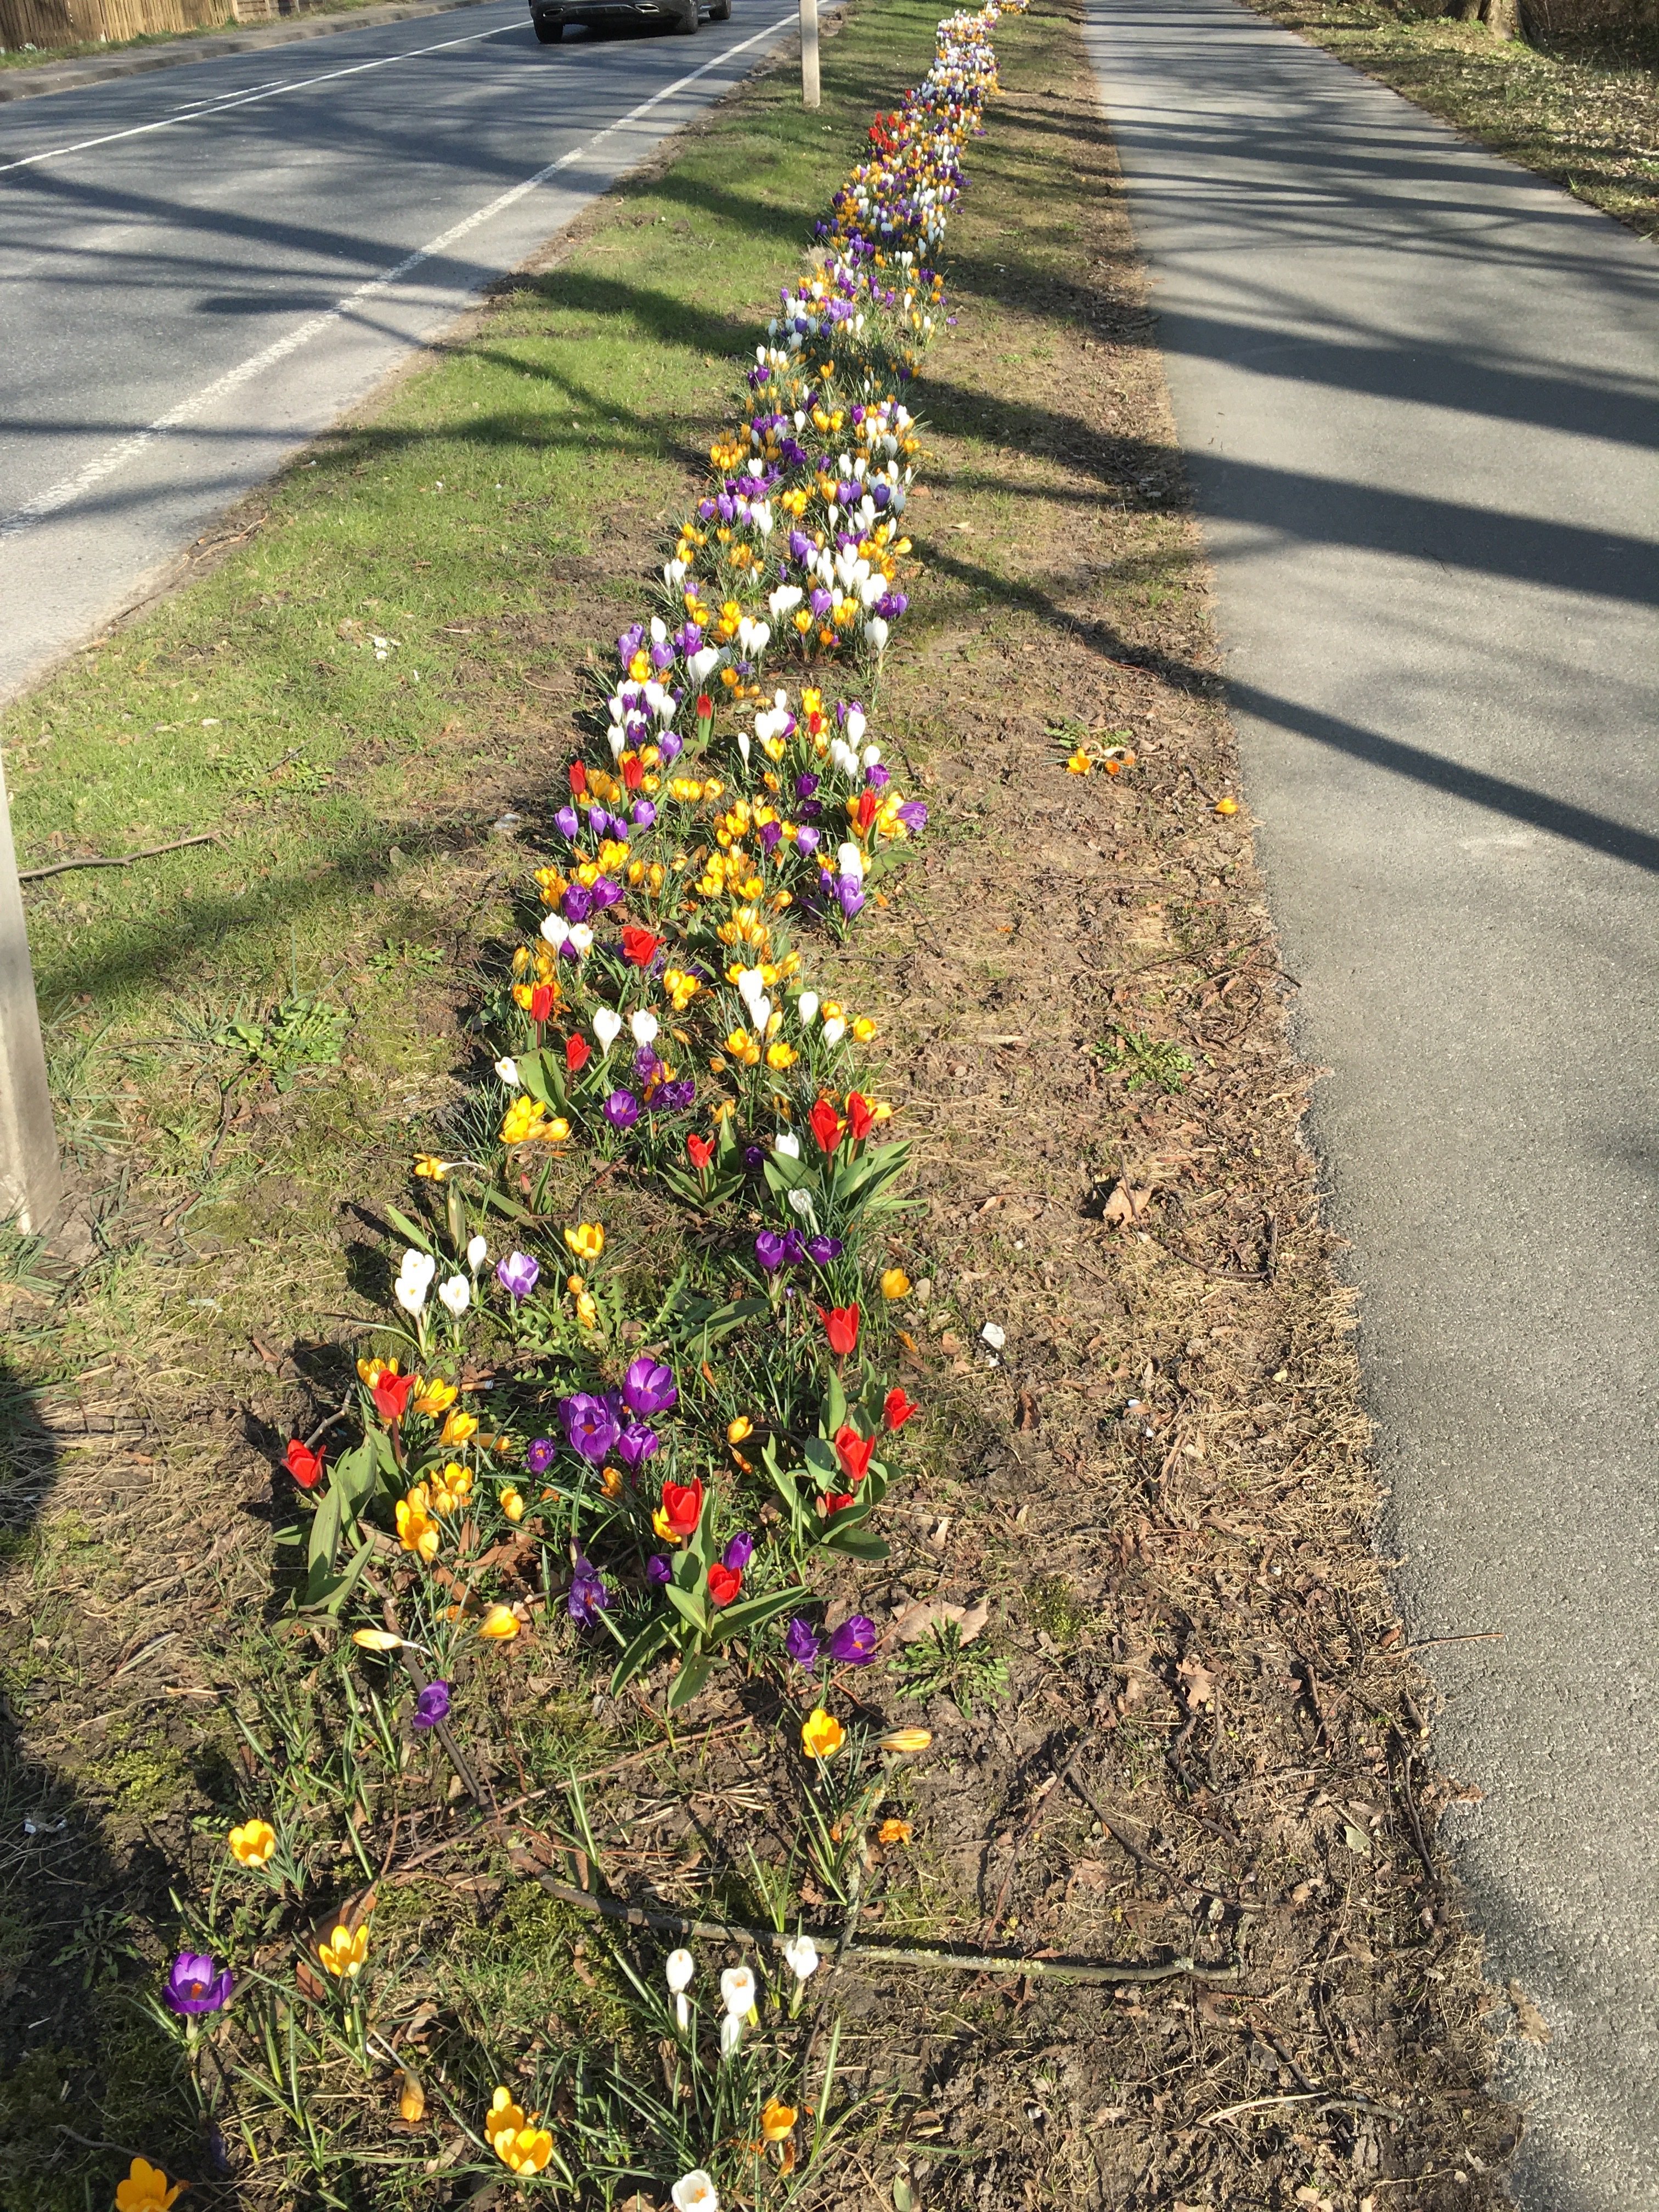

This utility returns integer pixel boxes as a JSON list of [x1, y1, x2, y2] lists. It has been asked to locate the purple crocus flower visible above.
[[612, 1421, 659, 1471], [836, 875, 866, 920], [757, 1229, 791, 1271], [554, 804, 579, 839], [562, 883, 595, 924], [165, 1952, 234, 2016], [632, 799, 656, 829], [527, 1437, 555, 1475], [617, 623, 644, 664], [809, 587, 833, 618], [795, 772, 820, 799], [723, 1532, 754, 1573], [795, 826, 821, 856], [829, 1615, 878, 1667], [412, 1679, 452, 1731], [781, 1228, 808, 1266], [805, 1234, 844, 1266], [784, 1617, 821, 1669], [603, 1089, 640, 1131], [759, 821, 782, 853], [647, 1554, 672, 1585], [865, 763, 890, 790], [560, 1392, 620, 1465], [659, 1077, 696, 1113], [496, 1251, 539, 1302], [635, 1046, 663, 1084], [590, 876, 625, 911], [651, 640, 676, 672], [895, 800, 928, 834], [623, 1356, 678, 1417], [568, 1555, 610, 1626]]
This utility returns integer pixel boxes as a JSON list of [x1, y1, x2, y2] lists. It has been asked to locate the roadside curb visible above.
[[0, 0, 500, 104]]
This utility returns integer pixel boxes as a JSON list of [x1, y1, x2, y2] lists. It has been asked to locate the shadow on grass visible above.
[[0, 1356, 210, 2210]]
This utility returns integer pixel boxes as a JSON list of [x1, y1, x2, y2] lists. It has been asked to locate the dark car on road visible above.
[[528, 0, 728, 38]]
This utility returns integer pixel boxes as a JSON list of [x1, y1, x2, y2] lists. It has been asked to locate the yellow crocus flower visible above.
[[115, 2158, 183, 2212], [228, 1818, 276, 1868], [318, 1921, 370, 1978], [564, 1222, 605, 1262], [800, 1707, 845, 1761], [440, 1408, 478, 1446]]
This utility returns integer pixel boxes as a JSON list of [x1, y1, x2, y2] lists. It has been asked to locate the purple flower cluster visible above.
[[783, 1613, 878, 1671], [554, 1359, 678, 1475], [755, 1228, 844, 1272], [568, 1554, 610, 1626]]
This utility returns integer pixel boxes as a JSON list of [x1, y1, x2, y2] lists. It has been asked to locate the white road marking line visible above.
[[0, 14, 522, 178], [0, 13, 791, 544]]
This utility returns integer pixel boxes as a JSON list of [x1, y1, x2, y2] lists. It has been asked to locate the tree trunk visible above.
[[1483, 0, 1520, 36]]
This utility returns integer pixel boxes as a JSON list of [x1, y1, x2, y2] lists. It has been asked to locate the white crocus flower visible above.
[[788, 1188, 815, 1218], [845, 705, 866, 748], [666, 1946, 695, 2032], [797, 991, 820, 1027], [438, 1274, 470, 1318], [689, 646, 721, 684], [540, 913, 569, 949], [664, 558, 687, 590], [672, 2170, 719, 2211], [394, 1249, 436, 1315], [566, 924, 594, 958], [592, 1007, 623, 1056], [650, 616, 667, 643], [752, 997, 772, 1035], [630, 1009, 659, 1047], [737, 968, 767, 1012], [720, 1965, 757, 2017], [774, 1132, 801, 1160], [494, 1056, 519, 1086], [738, 732, 751, 768], [837, 842, 865, 884], [608, 724, 626, 759], [821, 1017, 847, 1048], [783, 1934, 819, 1982], [862, 744, 882, 769], [865, 615, 889, 653], [466, 1234, 488, 1272]]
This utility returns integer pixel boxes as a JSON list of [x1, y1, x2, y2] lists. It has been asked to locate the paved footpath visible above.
[[1084, 1, 1659, 2204], [0, 0, 797, 705]]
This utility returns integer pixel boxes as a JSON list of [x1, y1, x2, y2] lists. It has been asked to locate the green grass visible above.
[[0, 4, 969, 2203]]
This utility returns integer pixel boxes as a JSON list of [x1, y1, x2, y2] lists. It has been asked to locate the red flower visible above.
[[371, 1371, 416, 1424], [808, 1097, 844, 1154], [883, 1386, 918, 1432], [819, 1304, 860, 1357], [660, 1477, 704, 1539], [707, 1561, 742, 1608], [695, 692, 714, 721], [566, 1032, 591, 1074], [687, 1132, 714, 1170], [529, 984, 555, 1024], [621, 925, 663, 969], [833, 1424, 875, 1485], [621, 754, 645, 792], [856, 788, 879, 832], [285, 1438, 324, 1489], [822, 1491, 856, 1516], [845, 1092, 876, 1144], [568, 759, 588, 796]]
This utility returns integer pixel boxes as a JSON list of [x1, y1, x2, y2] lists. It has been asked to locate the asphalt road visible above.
[[1084, 1, 1659, 2203], [0, 0, 798, 704]]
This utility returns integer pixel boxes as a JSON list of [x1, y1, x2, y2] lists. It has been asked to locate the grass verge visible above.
[[1237, 0, 1659, 237], [1, 0, 1525, 2205]]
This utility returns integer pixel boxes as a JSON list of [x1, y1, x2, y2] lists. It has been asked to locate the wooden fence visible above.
[[0, 0, 323, 50]]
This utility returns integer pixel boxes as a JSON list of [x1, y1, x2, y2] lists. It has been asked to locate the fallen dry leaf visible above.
[[1508, 1979, 1552, 2045], [1177, 1655, 1217, 1712], [1102, 1181, 1154, 1227], [891, 1596, 990, 1645]]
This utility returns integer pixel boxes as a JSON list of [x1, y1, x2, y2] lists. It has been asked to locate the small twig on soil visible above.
[[523, 1875, 1236, 1984], [1202, 2088, 1400, 2126], [20, 833, 216, 882]]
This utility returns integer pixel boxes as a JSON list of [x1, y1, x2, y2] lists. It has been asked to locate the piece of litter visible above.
[[980, 1322, 1006, 1351]]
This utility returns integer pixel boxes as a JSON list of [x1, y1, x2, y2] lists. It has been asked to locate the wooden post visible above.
[[800, 0, 820, 110], [0, 753, 62, 1237]]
